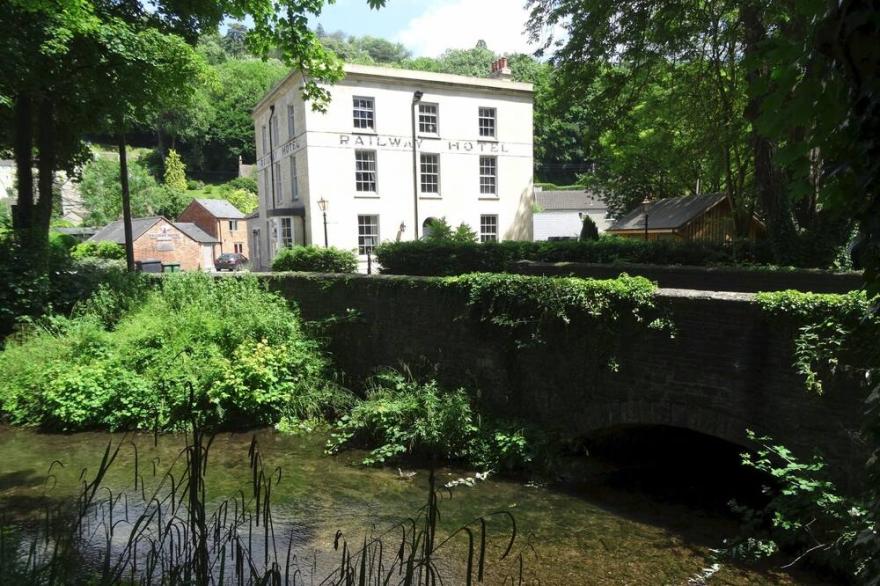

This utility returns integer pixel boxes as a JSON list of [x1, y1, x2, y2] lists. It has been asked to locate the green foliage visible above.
[[423, 218, 478, 244], [272, 246, 357, 273], [448, 272, 661, 350], [70, 241, 125, 261], [163, 149, 188, 192], [0, 273, 346, 431], [375, 238, 778, 276], [222, 188, 258, 214], [727, 431, 871, 579], [224, 176, 258, 194], [756, 290, 880, 394], [327, 369, 536, 471], [79, 157, 184, 225], [579, 216, 599, 241]]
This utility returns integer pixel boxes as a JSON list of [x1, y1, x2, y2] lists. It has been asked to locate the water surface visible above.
[[0, 427, 827, 584]]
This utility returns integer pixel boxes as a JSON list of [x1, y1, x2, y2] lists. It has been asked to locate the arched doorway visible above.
[[422, 217, 437, 240]]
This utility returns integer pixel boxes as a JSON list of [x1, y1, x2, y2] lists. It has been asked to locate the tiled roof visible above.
[[174, 222, 219, 244], [89, 217, 162, 244], [608, 193, 727, 231], [536, 190, 607, 211], [89, 217, 219, 244], [195, 198, 245, 219]]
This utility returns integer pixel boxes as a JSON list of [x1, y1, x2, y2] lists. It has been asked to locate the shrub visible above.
[[327, 369, 537, 471], [374, 237, 779, 276], [272, 245, 357, 273], [71, 241, 125, 260], [187, 179, 205, 190], [224, 176, 258, 194], [0, 273, 346, 431], [579, 216, 600, 241]]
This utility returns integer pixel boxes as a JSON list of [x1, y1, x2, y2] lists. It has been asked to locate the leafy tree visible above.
[[223, 189, 258, 214], [163, 149, 188, 192], [222, 22, 250, 58], [452, 223, 478, 243], [79, 158, 180, 225]]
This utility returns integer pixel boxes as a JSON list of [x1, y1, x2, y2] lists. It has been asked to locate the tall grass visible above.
[[0, 417, 525, 584]]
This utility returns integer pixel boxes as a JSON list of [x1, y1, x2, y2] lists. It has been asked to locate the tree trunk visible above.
[[740, 2, 797, 260], [118, 134, 135, 272], [34, 96, 56, 265], [12, 94, 34, 241]]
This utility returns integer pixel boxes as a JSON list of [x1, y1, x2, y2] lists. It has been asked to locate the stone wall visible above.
[[134, 219, 209, 271], [510, 260, 863, 293], [263, 273, 868, 486]]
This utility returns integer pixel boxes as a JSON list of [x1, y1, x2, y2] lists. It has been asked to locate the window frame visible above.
[[419, 152, 440, 194], [480, 214, 499, 243], [289, 155, 299, 201], [279, 217, 294, 249], [418, 102, 439, 135], [352, 96, 376, 131], [228, 220, 238, 231], [261, 125, 268, 155], [357, 214, 380, 255], [354, 150, 378, 193], [270, 112, 280, 146], [273, 161, 282, 205], [479, 155, 497, 196], [286, 103, 296, 139], [234, 242, 244, 254], [478, 107, 496, 138]]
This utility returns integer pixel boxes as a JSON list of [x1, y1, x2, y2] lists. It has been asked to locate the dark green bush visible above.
[[579, 216, 600, 241], [223, 176, 258, 194], [272, 245, 357, 273], [0, 273, 349, 431], [70, 240, 125, 260], [374, 237, 777, 276]]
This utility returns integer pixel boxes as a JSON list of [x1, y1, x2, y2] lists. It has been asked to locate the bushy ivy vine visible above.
[[756, 290, 879, 394]]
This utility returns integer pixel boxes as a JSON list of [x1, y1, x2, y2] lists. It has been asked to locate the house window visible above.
[[261, 125, 268, 155], [479, 156, 497, 195], [273, 161, 282, 205], [418, 103, 438, 134], [228, 220, 239, 231], [289, 155, 299, 200], [355, 150, 377, 192], [280, 217, 293, 248], [357, 214, 379, 255], [262, 169, 270, 205], [420, 153, 439, 194], [353, 97, 375, 130], [480, 214, 498, 243], [270, 110, 279, 145], [287, 103, 295, 139], [234, 242, 244, 254], [478, 107, 496, 138]]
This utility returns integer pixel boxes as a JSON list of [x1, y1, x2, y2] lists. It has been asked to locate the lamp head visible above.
[[317, 197, 328, 212], [413, 90, 423, 103]]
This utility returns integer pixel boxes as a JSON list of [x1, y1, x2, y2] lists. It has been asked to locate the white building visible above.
[[248, 61, 534, 270], [532, 189, 611, 241]]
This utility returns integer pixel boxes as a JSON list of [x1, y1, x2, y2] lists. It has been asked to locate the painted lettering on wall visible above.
[[338, 134, 509, 153]]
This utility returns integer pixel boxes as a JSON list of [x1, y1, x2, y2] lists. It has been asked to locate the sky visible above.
[[312, 0, 543, 57]]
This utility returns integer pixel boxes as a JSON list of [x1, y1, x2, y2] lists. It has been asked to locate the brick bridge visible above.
[[264, 273, 867, 486]]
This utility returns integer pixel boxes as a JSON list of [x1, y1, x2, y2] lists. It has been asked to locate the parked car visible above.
[[215, 253, 248, 271]]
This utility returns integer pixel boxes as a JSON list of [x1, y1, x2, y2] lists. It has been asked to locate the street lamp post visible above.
[[317, 197, 329, 247], [641, 195, 652, 241], [411, 90, 423, 240]]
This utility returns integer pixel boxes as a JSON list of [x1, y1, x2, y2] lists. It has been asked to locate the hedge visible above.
[[272, 245, 357, 273], [374, 238, 775, 276]]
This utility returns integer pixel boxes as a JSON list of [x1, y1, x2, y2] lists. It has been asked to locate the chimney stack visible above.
[[488, 57, 512, 80]]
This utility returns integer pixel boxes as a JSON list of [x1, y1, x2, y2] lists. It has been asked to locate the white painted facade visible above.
[[533, 210, 613, 241], [248, 63, 534, 270]]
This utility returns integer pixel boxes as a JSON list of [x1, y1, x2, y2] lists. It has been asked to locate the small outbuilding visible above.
[[606, 193, 764, 242], [533, 190, 610, 241], [178, 199, 249, 257], [89, 216, 219, 271]]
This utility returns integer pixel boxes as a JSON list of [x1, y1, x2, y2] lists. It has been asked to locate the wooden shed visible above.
[[606, 194, 764, 243]]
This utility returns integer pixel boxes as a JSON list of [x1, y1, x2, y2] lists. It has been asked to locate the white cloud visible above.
[[397, 0, 539, 57]]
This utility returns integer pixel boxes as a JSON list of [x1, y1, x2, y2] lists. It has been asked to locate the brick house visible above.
[[89, 216, 219, 271], [178, 199, 249, 257]]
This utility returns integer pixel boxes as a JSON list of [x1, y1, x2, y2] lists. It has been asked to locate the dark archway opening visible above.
[[562, 425, 773, 514]]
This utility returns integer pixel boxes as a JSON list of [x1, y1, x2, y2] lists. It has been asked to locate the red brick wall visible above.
[[178, 201, 249, 257], [133, 218, 213, 271]]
